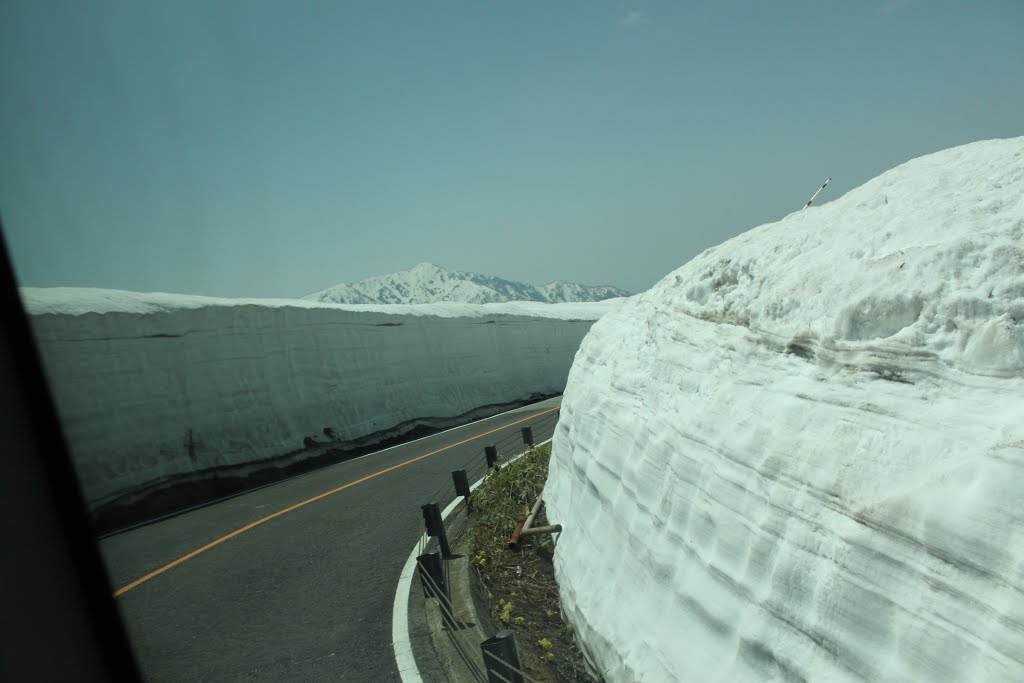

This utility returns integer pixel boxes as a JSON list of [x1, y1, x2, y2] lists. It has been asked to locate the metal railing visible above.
[[414, 407, 560, 682]]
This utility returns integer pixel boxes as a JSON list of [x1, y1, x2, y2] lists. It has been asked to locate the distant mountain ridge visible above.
[[303, 263, 630, 305]]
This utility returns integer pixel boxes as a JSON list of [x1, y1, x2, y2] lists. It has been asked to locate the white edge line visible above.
[[391, 437, 553, 682]]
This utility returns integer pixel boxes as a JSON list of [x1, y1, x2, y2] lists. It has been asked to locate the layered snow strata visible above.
[[545, 137, 1024, 681], [23, 288, 617, 509]]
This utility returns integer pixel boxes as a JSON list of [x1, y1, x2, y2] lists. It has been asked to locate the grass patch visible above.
[[469, 444, 593, 681]]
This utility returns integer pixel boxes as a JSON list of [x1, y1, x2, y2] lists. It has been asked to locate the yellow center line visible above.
[[112, 406, 559, 597]]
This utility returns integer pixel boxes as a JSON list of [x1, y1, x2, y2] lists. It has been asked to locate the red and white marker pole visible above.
[[803, 176, 831, 209]]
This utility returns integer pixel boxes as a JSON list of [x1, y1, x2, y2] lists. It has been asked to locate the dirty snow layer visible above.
[[545, 137, 1024, 682]]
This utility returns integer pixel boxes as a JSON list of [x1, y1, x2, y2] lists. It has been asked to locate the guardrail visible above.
[[414, 407, 561, 683]]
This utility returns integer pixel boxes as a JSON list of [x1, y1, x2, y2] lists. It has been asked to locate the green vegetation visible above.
[[468, 444, 593, 681]]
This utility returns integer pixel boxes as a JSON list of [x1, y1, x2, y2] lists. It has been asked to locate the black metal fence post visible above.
[[481, 629, 524, 683], [417, 551, 446, 599], [421, 502, 451, 558], [521, 426, 534, 447], [417, 551, 456, 629], [452, 469, 471, 511], [485, 445, 498, 469]]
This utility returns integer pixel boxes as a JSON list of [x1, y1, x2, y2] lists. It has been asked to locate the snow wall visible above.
[[23, 290, 616, 511], [545, 137, 1024, 682]]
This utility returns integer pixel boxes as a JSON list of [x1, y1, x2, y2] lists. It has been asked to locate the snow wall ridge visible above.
[[545, 136, 1024, 682], [25, 293, 616, 519], [657, 136, 1024, 379]]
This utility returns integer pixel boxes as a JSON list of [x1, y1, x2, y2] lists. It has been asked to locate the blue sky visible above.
[[1, 1, 1022, 297]]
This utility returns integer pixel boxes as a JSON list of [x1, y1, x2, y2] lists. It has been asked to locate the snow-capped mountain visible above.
[[302, 263, 630, 305]]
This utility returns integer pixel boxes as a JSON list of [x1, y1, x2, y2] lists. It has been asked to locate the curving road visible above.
[[100, 398, 561, 682]]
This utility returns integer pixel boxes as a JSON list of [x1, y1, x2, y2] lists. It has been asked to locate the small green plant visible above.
[[468, 443, 591, 680]]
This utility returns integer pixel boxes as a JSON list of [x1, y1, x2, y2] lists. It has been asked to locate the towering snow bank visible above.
[[23, 289, 616, 509], [545, 137, 1024, 682]]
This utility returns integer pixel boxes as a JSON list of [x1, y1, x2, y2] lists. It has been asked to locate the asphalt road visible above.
[[99, 397, 562, 682]]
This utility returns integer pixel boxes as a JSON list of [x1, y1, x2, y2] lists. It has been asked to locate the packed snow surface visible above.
[[23, 289, 617, 508], [545, 137, 1024, 682], [303, 262, 630, 304]]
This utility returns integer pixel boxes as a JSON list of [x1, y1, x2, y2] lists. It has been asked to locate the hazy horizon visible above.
[[2, 1, 1022, 298], [17, 259, 637, 299]]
